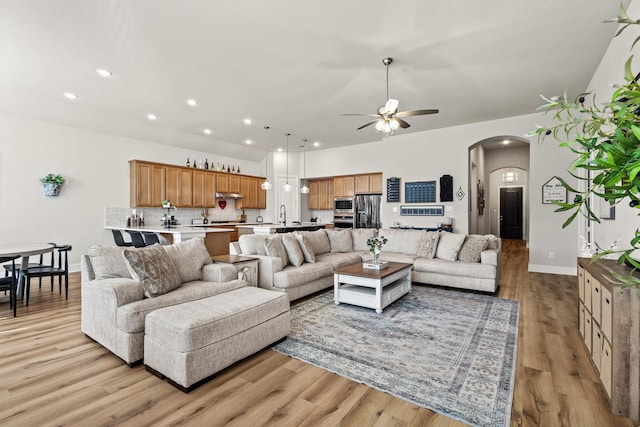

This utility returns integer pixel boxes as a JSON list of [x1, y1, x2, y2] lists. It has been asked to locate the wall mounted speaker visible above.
[[440, 175, 453, 202]]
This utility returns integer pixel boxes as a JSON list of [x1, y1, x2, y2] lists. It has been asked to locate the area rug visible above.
[[273, 286, 519, 427]]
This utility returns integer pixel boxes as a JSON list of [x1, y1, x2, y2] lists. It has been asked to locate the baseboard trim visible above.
[[528, 264, 576, 276]]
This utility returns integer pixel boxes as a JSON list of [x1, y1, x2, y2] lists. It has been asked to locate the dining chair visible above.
[[0, 256, 19, 317], [142, 232, 168, 246], [21, 244, 72, 306], [112, 229, 133, 247], [126, 231, 147, 248]]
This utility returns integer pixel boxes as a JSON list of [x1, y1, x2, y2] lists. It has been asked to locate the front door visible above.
[[500, 187, 523, 239]]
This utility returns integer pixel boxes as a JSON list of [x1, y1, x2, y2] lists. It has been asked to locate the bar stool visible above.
[[126, 231, 147, 248], [112, 230, 133, 247]]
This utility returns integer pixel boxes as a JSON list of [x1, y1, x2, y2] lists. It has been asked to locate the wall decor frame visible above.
[[542, 176, 567, 204], [405, 181, 436, 203], [477, 179, 485, 215], [400, 205, 444, 216]]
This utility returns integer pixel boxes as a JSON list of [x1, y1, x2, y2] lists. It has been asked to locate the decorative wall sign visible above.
[[456, 186, 465, 200], [400, 205, 444, 216], [542, 176, 567, 204], [477, 180, 485, 215], [387, 177, 401, 202], [405, 181, 436, 203], [440, 174, 453, 202]]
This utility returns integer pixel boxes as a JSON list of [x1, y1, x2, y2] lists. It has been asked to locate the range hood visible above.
[[216, 192, 244, 199]]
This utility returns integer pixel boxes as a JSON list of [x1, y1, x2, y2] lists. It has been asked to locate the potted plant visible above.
[[527, 3, 640, 296], [366, 235, 388, 266], [40, 174, 65, 196]]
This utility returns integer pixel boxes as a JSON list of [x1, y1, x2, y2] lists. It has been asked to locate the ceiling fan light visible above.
[[383, 120, 392, 134], [261, 179, 272, 190], [389, 118, 400, 130], [375, 119, 385, 131]]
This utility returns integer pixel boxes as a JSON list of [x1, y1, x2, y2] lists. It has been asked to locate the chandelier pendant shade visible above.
[[283, 133, 292, 192], [261, 126, 272, 190], [300, 139, 309, 194]]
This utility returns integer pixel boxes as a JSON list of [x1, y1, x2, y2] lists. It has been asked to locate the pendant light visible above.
[[261, 126, 272, 190], [300, 139, 309, 194], [283, 133, 292, 192]]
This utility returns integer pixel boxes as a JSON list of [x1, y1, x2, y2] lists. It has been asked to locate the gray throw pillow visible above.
[[123, 244, 182, 297], [88, 245, 131, 279], [326, 229, 353, 253], [282, 234, 305, 267], [294, 233, 316, 263], [301, 229, 331, 255], [458, 235, 490, 262], [351, 229, 377, 251], [435, 232, 467, 261], [264, 235, 289, 268], [163, 237, 212, 283], [416, 232, 440, 259]]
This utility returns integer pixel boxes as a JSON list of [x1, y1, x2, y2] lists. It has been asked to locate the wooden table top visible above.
[[212, 254, 259, 264], [334, 262, 412, 279]]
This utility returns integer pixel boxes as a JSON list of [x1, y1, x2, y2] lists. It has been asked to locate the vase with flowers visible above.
[[367, 235, 388, 266]]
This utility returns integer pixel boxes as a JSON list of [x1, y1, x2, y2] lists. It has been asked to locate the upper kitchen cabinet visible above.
[[166, 166, 193, 207], [193, 169, 216, 208], [237, 176, 266, 209], [216, 173, 228, 192], [309, 178, 333, 210], [355, 173, 383, 194], [333, 176, 355, 198], [130, 160, 165, 207], [228, 174, 241, 193]]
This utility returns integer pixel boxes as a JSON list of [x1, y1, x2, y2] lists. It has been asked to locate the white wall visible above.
[[0, 113, 261, 270]]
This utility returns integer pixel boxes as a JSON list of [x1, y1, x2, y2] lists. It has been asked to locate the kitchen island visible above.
[[236, 222, 331, 235], [105, 225, 233, 256]]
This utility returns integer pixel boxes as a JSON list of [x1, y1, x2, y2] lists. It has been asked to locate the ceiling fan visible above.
[[344, 57, 438, 136]]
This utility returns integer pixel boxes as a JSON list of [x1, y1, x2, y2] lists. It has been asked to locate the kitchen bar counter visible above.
[[236, 223, 331, 235]]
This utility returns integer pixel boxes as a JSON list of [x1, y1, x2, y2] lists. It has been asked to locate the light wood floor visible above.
[[0, 240, 636, 426]]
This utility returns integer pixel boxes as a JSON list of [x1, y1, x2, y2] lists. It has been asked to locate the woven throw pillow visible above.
[[264, 235, 289, 268], [458, 235, 490, 263], [294, 233, 316, 263], [435, 232, 466, 261], [123, 244, 182, 297], [282, 234, 305, 267], [416, 232, 440, 259], [163, 237, 212, 283], [326, 229, 353, 253], [87, 245, 131, 279]]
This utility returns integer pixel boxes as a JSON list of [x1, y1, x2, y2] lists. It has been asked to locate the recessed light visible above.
[[503, 140, 510, 145], [96, 69, 112, 78], [277, 148, 283, 152], [243, 118, 252, 125], [63, 92, 77, 100], [313, 141, 320, 147], [147, 114, 157, 121], [203, 128, 212, 135], [186, 99, 198, 107], [245, 139, 252, 145]]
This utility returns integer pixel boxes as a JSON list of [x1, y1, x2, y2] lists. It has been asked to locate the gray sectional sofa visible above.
[[230, 228, 501, 301]]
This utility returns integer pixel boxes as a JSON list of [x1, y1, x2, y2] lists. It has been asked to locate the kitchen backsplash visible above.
[[105, 201, 250, 227]]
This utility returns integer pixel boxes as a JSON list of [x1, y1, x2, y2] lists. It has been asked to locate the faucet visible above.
[[279, 204, 287, 225]]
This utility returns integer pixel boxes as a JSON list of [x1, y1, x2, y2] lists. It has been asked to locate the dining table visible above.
[[0, 243, 55, 299]]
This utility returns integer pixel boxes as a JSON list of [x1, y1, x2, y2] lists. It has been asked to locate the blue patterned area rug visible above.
[[273, 285, 519, 427]]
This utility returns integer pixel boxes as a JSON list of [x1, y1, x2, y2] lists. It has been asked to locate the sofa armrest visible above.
[[202, 263, 238, 282], [82, 278, 145, 307], [81, 254, 95, 283], [480, 248, 500, 266], [245, 255, 283, 288]]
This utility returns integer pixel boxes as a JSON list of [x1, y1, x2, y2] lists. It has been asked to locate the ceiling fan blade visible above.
[[395, 109, 439, 118], [396, 118, 411, 128], [342, 113, 380, 117], [383, 98, 399, 114], [357, 120, 378, 130]]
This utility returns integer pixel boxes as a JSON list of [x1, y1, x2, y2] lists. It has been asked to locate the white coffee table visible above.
[[333, 262, 412, 313]]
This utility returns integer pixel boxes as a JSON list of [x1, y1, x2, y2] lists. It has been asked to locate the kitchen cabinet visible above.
[[577, 258, 640, 419], [216, 173, 228, 192], [165, 166, 193, 207], [193, 170, 216, 207], [333, 176, 354, 198], [308, 178, 333, 210], [237, 176, 257, 209], [130, 161, 165, 207], [228, 174, 241, 193], [355, 173, 383, 194]]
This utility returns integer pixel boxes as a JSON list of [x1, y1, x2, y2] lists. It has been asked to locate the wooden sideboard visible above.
[[577, 257, 640, 421]]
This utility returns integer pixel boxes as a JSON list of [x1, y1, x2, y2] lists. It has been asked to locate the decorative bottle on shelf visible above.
[[232, 165, 235, 173], [193, 159, 197, 168], [227, 165, 231, 173], [221, 164, 225, 172], [186, 158, 190, 167], [237, 166, 240, 173], [204, 158, 209, 170], [216, 162, 221, 171]]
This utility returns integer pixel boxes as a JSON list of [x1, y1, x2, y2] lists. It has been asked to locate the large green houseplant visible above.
[[527, 3, 640, 296]]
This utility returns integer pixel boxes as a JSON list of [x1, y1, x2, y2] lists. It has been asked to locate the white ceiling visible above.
[[0, 1, 630, 161]]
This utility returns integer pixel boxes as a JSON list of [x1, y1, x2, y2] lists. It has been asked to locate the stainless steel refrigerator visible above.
[[355, 194, 382, 228]]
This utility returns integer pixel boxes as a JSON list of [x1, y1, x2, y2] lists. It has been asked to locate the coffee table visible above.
[[333, 262, 412, 313]]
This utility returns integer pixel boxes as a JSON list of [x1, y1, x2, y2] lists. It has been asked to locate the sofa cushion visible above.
[[294, 233, 316, 263], [458, 235, 490, 263], [123, 244, 182, 298], [435, 232, 466, 261], [300, 229, 331, 255], [282, 234, 305, 267], [351, 229, 377, 251], [414, 257, 497, 279], [265, 235, 289, 268], [378, 252, 418, 264], [88, 245, 131, 279], [326, 229, 353, 253], [272, 262, 334, 289], [416, 232, 440, 258], [163, 237, 212, 283], [486, 234, 500, 250], [378, 229, 426, 254], [315, 252, 363, 270], [238, 234, 268, 255]]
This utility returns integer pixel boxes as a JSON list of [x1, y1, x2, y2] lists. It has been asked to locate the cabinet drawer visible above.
[[600, 339, 612, 398], [591, 276, 602, 325], [578, 266, 585, 303], [579, 303, 585, 338], [601, 285, 612, 340], [584, 271, 593, 313], [584, 315, 592, 354], [592, 326, 603, 372]]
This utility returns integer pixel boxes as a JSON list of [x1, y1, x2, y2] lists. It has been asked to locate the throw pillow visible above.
[[88, 245, 131, 279], [301, 229, 331, 255], [351, 229, 377, 251], [416, 232, 440, 259], [294, 233, 316, 263], [435, 232, 467, 261], [282, 234, 305, 267], [326, 229, 353, 253], [122, 244, 182, 298], [458, 235, 490, 263], [163, 237, 212, 283], [264, 235, 289, 268]]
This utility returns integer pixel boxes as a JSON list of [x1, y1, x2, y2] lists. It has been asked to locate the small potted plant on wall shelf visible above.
[[40, 174, 65, 196]]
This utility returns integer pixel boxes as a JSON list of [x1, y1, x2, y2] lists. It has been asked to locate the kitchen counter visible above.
[[236, 223, 331, 235]]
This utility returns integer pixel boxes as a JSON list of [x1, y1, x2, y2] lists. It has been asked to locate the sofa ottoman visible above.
[[143, 286, 290, 391]]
